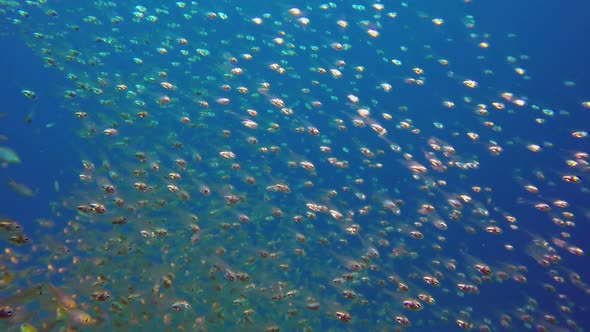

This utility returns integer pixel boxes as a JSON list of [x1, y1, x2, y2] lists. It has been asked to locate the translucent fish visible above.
[[8, 179, 36, 197], [0, 147, 21, 164]]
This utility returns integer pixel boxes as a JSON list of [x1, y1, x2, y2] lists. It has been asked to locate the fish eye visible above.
[[1, 308, 13, 317]]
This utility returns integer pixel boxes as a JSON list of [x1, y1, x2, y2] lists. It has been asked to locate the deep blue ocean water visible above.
[[2, 1, 590, 330]]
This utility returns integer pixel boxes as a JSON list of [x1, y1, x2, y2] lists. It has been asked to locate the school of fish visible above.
[[1, 0, 589, 331]]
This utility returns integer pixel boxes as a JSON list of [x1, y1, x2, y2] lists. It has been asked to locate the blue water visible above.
[[2, 1, 590, 330]]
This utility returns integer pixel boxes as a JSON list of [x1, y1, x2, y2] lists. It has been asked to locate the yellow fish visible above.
[[20, 323, 38, 332]]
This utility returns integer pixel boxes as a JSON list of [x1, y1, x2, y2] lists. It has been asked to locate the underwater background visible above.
[[1, 1, 590, 331]]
